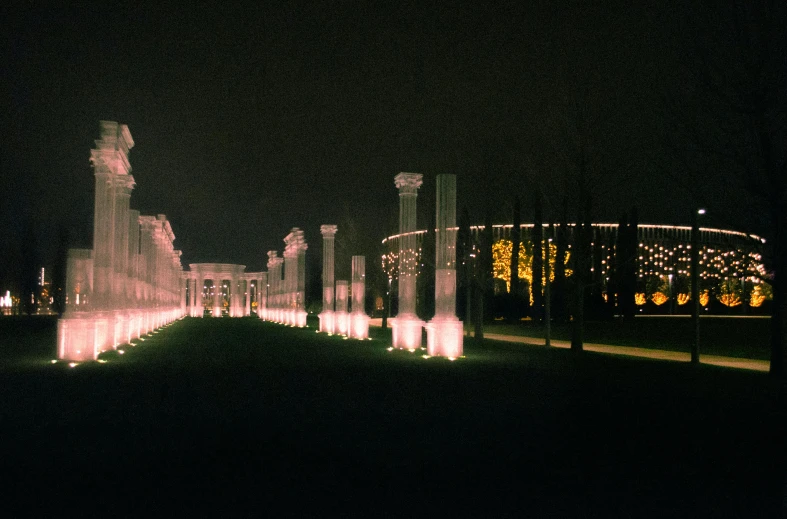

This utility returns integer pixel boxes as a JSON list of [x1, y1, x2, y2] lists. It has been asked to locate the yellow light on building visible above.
[[651, 292, 669, 306]]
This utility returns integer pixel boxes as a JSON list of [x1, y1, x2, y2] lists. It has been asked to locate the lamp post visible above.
[[668, 273, 673, 315], [545, 236, 552, 347], [691, 208, 706, 364]]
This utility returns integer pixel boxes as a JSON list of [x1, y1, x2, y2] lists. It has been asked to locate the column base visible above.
[[295, 310, 307, 327], [425, 317, 464, 358], [390, 315, 424, 350], [350, 312, 370, 340], [335, 311, 349, 336], [319, 311, 335, 334], [57, 312, 104, 361]]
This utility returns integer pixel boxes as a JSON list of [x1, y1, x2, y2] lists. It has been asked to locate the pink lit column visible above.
[[335, 280, 349, 335], [127, 209, 141, 339], [350, 255, 370, 339], [244, 278, 251, 316], [258, 273, 268, 319], [391, 172, 424, 350], [319, 225, 337, 333], [426, 174, 463, 358], [295, 231, 308, 327]]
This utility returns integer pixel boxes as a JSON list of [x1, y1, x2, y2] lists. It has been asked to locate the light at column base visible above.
[[425, 317, 464, 358], [390, 315, 424, 350]]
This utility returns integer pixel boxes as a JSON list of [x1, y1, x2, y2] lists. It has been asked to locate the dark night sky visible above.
[[1, 1, 777, 283]]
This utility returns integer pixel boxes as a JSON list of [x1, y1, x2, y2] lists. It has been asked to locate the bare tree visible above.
[[666, 1, 787, 376]]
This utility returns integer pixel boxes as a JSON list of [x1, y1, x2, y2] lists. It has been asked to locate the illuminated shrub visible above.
[[651, 292, 669, 306], [717, 278, 743, 307]]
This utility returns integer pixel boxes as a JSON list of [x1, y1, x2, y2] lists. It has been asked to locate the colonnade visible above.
[[184, 264, 265, 318], [261, 228, 308, 326], [318, 225, 370, 339], [58, 122, 186, 361], [391, 172, 463, 357]]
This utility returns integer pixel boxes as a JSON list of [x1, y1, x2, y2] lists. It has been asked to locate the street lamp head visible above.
[[697, 208, 706, 215]]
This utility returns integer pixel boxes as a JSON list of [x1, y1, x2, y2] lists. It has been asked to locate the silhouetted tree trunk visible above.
[[666, 2, 786, 377], [51, 227, 69, 316], [571, 191, 592, 352], [532, 191, 544, 323], [457, 207, 471, 324], [553, 197, 569, 322], [20, 218, 39, 316], [616, 208, 638, 319], [509, 196, 521, 322], [480, 212, 494, 323], [418, 202, 436, 320]]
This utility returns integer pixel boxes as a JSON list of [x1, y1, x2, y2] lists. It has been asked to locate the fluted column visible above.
[[391, 172, 424, 350], [350, 255, 370, 339], [258, 273, 268, 319], [336, 280, 349, 335], [212, 274, 222, 317], [426, 174, 463, 358], [244, 278, 251, 316], [319, 225, 337, 333]]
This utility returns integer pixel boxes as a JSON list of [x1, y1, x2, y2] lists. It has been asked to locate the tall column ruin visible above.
[[390, 172, 424, 350]]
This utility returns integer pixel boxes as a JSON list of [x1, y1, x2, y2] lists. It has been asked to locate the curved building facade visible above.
[[382, 223, 770, 312]]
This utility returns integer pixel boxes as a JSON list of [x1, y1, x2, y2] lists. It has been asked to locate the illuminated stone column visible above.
[[138, 217, 154, 334], [426, 174, 463, 358], [190, 277, 198, 317], [212, 274, 222, 317], [319, 225, 337, 333], [350, 255, 370, 339], [391, 172, 424, 350], [335, 280, 349, 335], [57, 249, 96, 361], [267, 251, 283, 322], [258, 272, 268, 319], [200, 276, 207, 317], [181, 274, 188, 314], [244, 278, 251, 316], [90, 122, 134, 313], [127, 210, 141, 339], [113, 176, 134, 303], [229, 276, 238, 317], [280, 228, 307, 326], [283, 230, 299, 325], [85, 122, 135, 354]]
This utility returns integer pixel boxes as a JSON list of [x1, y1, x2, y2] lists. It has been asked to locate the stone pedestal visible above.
[[390, 316, 424, 351], [425, 318, 463, 358], [58, 314, 100, 361]]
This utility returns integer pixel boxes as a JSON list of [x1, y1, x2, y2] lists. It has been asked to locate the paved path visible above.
[[368, 319, 770, 372]]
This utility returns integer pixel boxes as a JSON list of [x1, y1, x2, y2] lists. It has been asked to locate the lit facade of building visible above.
[[382, 223, 770, 312]]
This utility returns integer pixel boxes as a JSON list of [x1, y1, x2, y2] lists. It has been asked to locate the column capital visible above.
[[320, 224, 338, 237], [267, 251, 283, 269], [394, 172, 423, 195], [284, 228, 307, 256]]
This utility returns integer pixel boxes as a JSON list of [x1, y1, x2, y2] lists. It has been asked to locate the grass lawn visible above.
[[486, 316, 773, 360], [1, 316, 785, 517]]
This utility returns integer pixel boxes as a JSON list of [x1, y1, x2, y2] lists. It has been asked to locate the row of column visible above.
[[261, 228, 307, 326], [184, 265, 268, 318], [58, 122, 186, 361], [318, 225, 370, 339], [390, 172, 463, 358]]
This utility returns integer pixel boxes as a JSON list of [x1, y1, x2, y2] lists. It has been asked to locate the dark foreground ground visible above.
[[1, 316, 785, 517]]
